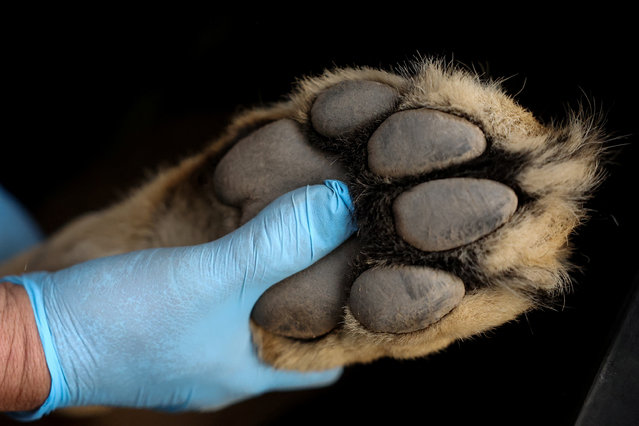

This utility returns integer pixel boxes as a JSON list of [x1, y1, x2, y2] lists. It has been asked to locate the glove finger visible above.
[[208, 180, 357, 309]]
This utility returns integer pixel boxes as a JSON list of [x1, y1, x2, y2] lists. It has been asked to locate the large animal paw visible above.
[[212, 59, 605, 370]]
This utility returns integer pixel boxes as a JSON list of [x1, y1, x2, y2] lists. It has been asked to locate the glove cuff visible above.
[[3, 274, 70, 421]]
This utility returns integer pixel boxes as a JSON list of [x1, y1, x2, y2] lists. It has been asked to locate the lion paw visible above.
[[211, 59, 605, 370]]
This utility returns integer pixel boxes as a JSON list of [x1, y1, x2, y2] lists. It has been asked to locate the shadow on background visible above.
[[2, 9, 637, 426]]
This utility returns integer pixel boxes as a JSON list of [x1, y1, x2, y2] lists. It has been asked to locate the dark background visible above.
[[2, 9, 637, 426]]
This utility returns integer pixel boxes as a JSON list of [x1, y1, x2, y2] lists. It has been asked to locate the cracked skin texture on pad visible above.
[[0, 59, 606, 371]]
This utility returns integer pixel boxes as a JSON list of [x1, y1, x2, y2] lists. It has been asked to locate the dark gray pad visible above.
[[349, 266, 465, 333], [214, 119, 346, 223], [393, 178, 518, 252], [368, 108, 486, 177], [310, 80, 399, 137], [251, 239, 359, 339]]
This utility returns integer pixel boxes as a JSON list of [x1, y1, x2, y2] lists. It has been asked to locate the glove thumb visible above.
[[206, 180, 357, 309]]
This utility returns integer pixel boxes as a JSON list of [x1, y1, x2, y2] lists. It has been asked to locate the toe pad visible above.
[[394, 178, 518, 252], [349, 266, 465, 333], [214, 119, 346, 222], [368, 108, 486, 178], [311, 80, 399, 137], [252, 240, 358, 339]]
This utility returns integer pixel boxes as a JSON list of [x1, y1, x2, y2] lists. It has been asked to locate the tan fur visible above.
[[0, 59, 604, 374]]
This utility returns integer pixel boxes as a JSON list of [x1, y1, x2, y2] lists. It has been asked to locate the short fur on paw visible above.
[[212, 59, 605, 370]]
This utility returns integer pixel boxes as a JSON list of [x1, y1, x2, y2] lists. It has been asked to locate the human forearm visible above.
[[0, 281, 50, 411]]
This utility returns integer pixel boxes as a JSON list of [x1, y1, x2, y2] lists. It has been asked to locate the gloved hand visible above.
[[0, 185, 42, 262], [4, 180, 356, 421]]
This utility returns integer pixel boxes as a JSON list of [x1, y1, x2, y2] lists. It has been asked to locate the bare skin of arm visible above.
[[0, 281, 51, 411]]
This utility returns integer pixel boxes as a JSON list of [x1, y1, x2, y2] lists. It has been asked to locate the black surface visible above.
[[2, 9, 637, 426]]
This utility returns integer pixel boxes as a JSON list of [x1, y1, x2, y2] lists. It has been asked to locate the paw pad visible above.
[[250, 239, 358, 339], [349, 266, 465, 333], [310, 80, 399, 137], [213, 119, 346, 222], [393, 178, 518, 252], [368, 108, 486, 178]]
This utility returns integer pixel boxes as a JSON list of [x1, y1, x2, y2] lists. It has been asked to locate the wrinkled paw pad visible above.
[[310, 80, 399, 137], [213, 119, 346, 223], [368, 108, 486, 178], [349, 266, 465, 333], [215, 79, 521, 338], [250, 239, 359, 339], [394, 178, 518, 252]]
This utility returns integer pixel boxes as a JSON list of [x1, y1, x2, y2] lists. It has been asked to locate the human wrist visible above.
[[0, 281, 51, 411]]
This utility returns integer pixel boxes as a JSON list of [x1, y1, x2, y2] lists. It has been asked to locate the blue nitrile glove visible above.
[[0, 185, 43, 262], [4, 180, 356, 421]]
